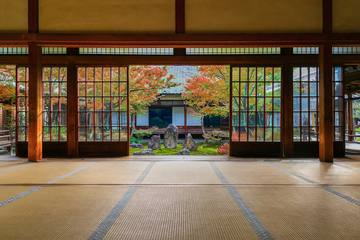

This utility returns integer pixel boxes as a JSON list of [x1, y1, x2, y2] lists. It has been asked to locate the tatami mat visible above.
[[0, 186, 32, 202], [0, 162, 30, 176], [142, 162, 221, 184], [104, 186, 258, 240], [0, 186, 128, 240], [336, 161, 360, 170], [58, 161, 150, 184], [0, 161, 87, 184], [330, 186, 360, 200], [236, 186, 360, 240], [277, 162, 360, 185], [216, 162, 308, 185], [0, 159, 359, 240]]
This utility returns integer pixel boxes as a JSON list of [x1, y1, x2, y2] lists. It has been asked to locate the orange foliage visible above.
[[0, 65, 16, 105], [182, 66, 229, 117], [129, 66, 175, 114], [217, 143, 229, 155]]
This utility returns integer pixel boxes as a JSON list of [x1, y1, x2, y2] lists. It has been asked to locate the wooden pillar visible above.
[[319, 44, 334, 162], [347, 95, 354, 142], [184, 106, 188, 134], [0, 104, 3, 129], [67, 48, 79, 157], [281, 48, 293, 157], [28, 0, 39, 34], [28, 43, 42, 162], [174, 0, 185, 56]]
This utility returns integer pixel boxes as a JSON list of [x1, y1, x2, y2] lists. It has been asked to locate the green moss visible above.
[[130, 143, 224, 155]]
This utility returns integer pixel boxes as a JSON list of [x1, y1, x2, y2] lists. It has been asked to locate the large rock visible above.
[[178, 148, 190, 155], [133, 149, 154, 155], [130, 143, 143, 149], [148, 135, 161, 150], [164, 124, 178, 149], [183, 133, 197, 150]]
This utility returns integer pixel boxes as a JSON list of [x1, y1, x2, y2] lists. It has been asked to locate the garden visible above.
[[129, 65, 230, 156]]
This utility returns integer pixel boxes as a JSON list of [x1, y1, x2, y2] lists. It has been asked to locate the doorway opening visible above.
[[0, 65, 17, 157], [344, 65, 360, 155], [129, 65, 230, 156]]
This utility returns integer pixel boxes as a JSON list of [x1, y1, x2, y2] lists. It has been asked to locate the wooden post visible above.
[[281, 48, 293, 157], [67, 48, 79, 157], [28, 43, 42, 161], [319, 44, 334, 162], [347, 95, 354, 142], [184, 106, 188, 134], [175, 0, 185, 33], [0, 104, 3, 129], [174, 0, 185, 56], [28, 0, 39, 34]]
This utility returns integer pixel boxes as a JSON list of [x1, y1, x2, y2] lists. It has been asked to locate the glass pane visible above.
[[265, 128, 273, 141], [273, 128, 281, 141], [43, 127, 50, 141], [248, 127, 256, 141], [78, 67, 128, 142], [232, 112, 239, 127], [232, 66, 281, 143], [293, 128, 300, 141], [293, 97, 300, 111], [240, 83, 248, 96], [293, 67, 319, 142], [232, 67, 240, 81], [232, 82, 239, 96], [257, 127, 264, 141], [232, 127, 240, 142], [42, 67, 67, 142]]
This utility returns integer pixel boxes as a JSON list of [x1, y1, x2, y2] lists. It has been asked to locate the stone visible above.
[[183, 133, 197, 150], [130, 143, 143, 149], [133, 149, 154, 155], [178, 148, 190, 155], [164, 124, 178, 149], [148, 135, 161, 150]]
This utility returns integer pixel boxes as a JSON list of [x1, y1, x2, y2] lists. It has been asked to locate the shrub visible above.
[[132, 127, 158, 144], [203, 130, 229, 143], [217, 143, 229, 155]]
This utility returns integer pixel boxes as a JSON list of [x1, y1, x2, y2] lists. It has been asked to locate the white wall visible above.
[[172, 107, 185, 126], [136, 109, 149, 126], [186, 108, 202, 126]]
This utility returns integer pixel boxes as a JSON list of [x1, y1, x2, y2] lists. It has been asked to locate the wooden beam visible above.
[[66, 48, 79, 157], [3, 51, 359, 67], [28, 43, 42, 161], [0, 33, 359, 46], [319, 44, 334, 162], [333, 55, 360, 65], [34, 33, 327, 47], [281, 48, 293, 157], [28, 0, 39, 33], [323, 0, 332, 34], [175, 0, 185, 34], [0, 56, 28, 65], [40, 55, 319, 66], [174, 0, 186, 55]]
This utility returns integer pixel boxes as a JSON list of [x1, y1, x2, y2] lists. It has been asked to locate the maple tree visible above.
[[129, 66, 176, 129], [77, 66, 176, 137], [0, 65, 16, 108], [182, 66, 229, 134]]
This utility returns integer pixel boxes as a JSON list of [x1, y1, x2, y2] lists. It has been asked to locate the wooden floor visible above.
[[0, 156, 359, 240]]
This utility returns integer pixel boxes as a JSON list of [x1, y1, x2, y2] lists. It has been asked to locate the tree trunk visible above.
[[201, 116, 208, 143], [130, 113, 136, 137]]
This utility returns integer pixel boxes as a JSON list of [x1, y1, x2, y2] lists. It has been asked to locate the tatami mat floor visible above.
[[0, 157, 359, 240]]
